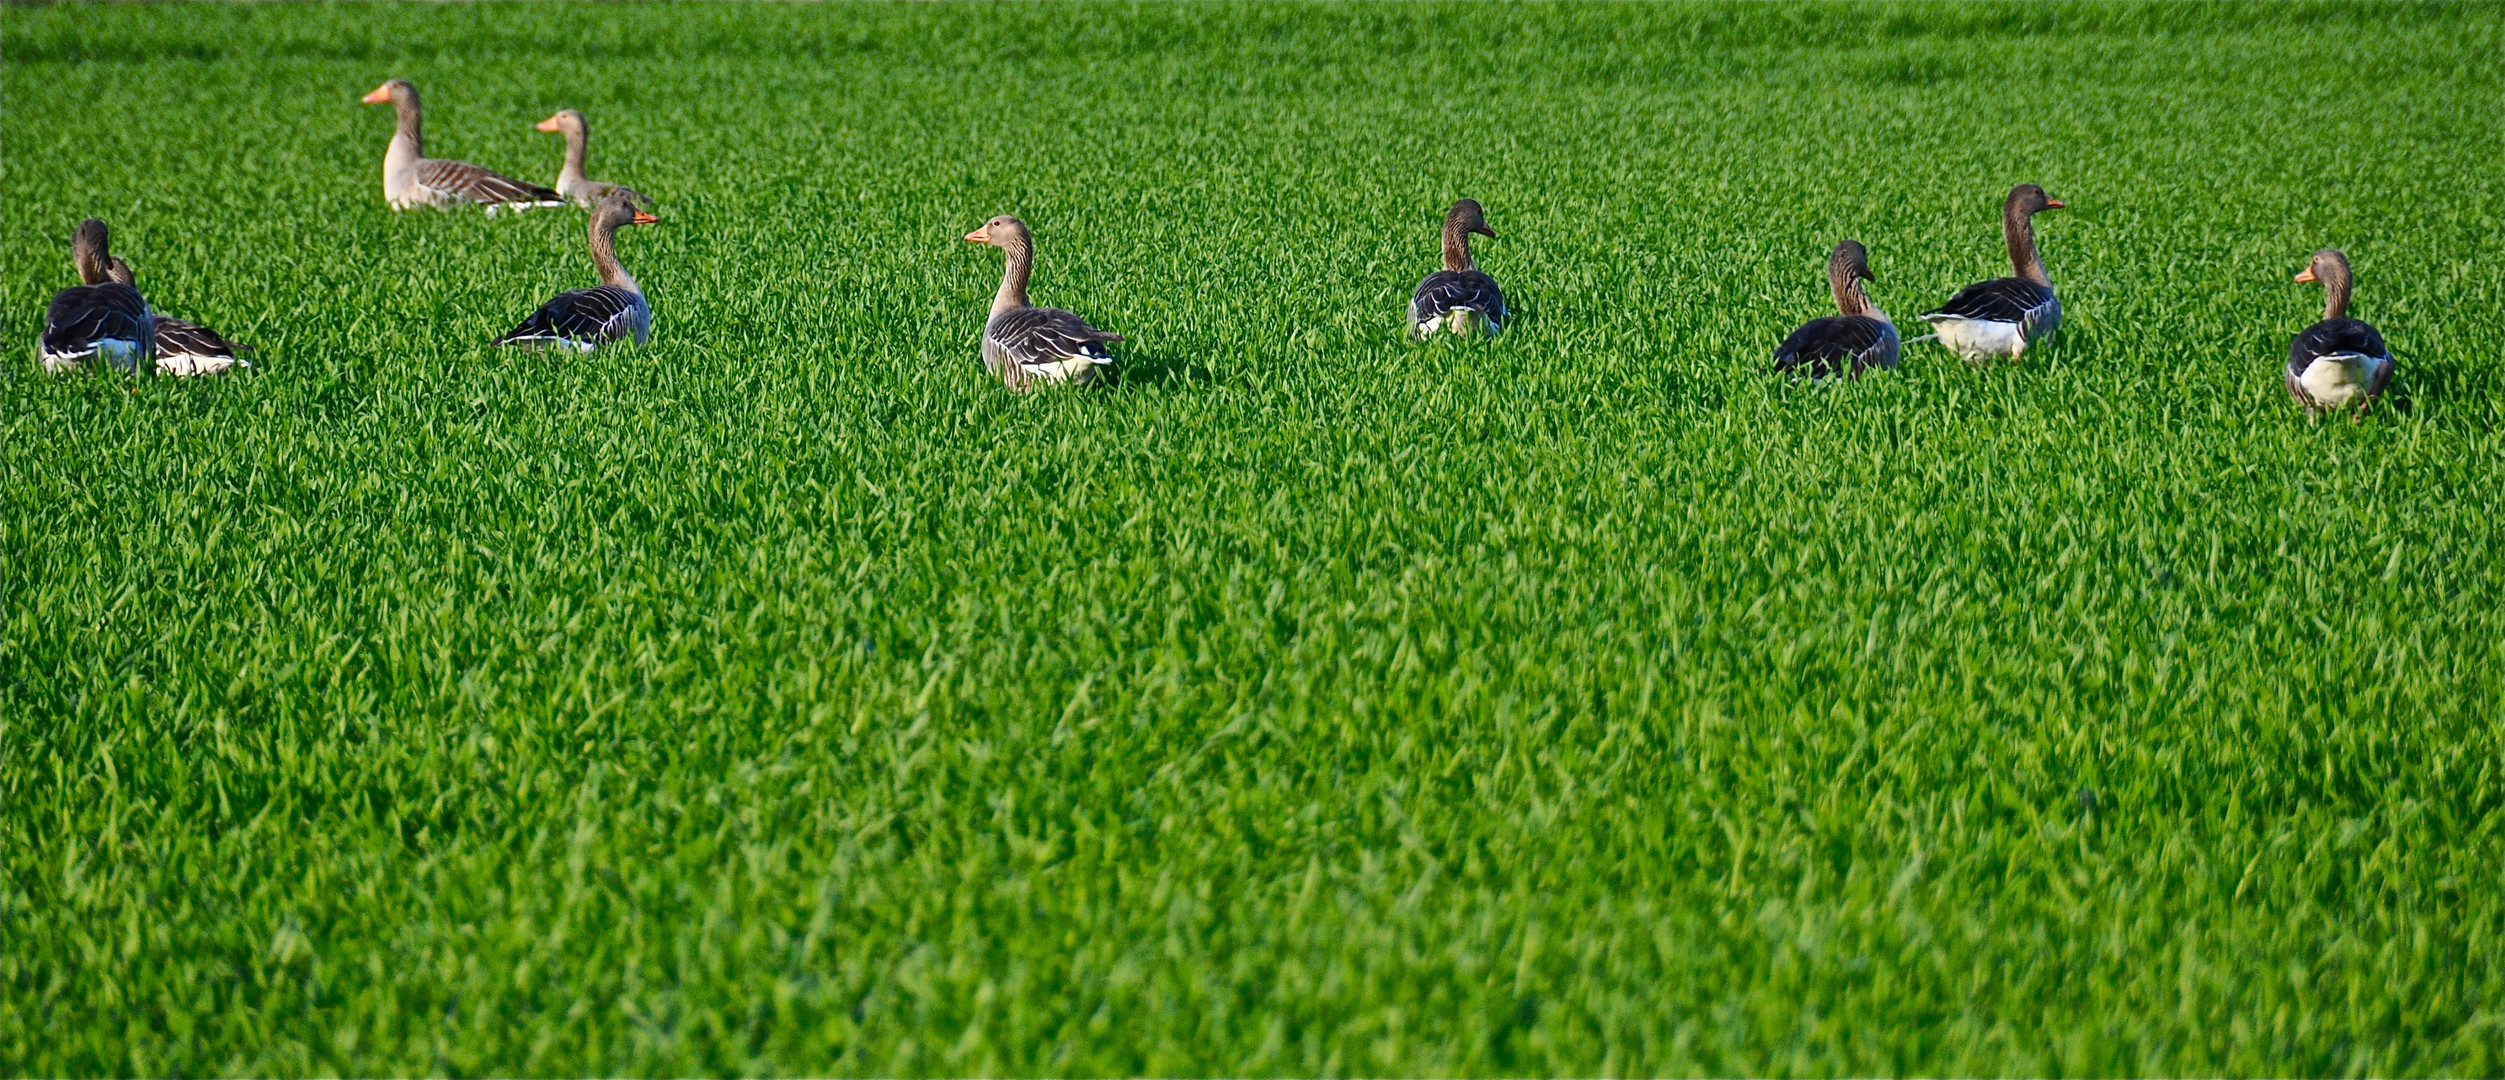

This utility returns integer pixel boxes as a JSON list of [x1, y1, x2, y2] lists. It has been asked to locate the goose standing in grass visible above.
[[361, 79, 564, 213], [964, 215, 1122, 389], [103, 257, 253, 376], [1409, 198, 1506, 340], [1773, 240, 1897, 379], [534, 109, 650, 211], [494, 192, 657, 352], [1918, 183, 2065, 364], [38, 219, 153, 375], [2286, 249, 2395, 419]]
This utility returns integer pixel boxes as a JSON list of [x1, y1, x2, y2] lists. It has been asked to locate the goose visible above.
[[2286, 249, 2395, 419], [1773, 240, 1898, 379], [1409, 198, 1506, 339], [534, 109, 651, 211], [101, 257, 254, 376], [964, 215, 1122, 389], [38, 219, 154, 375], [493, 192, 658, 352], [1918, 183, 2065, 364], [361, 79, 564, 213]]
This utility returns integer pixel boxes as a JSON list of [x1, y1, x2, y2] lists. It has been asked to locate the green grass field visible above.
[[5, 2, 2504, 1073]]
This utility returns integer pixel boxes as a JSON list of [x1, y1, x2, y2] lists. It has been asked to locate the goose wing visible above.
[[153, 315, 253, 373], [1923, 277, 2054, 324], [1774, 315, 1898, 378], [417, 157, 564, 208], [42, 282, 153, 360], [495, 285, 648, 349], [2288, 317, 2388, 375], [986, 306, 1121, 369], [1410, 269, 1507, 327]]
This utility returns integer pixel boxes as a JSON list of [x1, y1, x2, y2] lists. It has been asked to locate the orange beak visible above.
[[2294, 267, 2317, 284], [535, 115, 562, 132], [631, 211, 659, 225], [360, 85, 393, 104], [2043, 198, 2066, 210], [964, 227, 990, 243]]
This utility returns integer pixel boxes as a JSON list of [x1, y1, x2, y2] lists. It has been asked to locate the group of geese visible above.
[[40, 80, 2395, 417]]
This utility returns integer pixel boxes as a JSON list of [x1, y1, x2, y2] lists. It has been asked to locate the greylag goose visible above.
[[1918, 183, 2066, 364], [38, 219, 153, 375], [964, 215, 1121, 389], [2286, 249, 2395, 418], [102, 257, 254, 376], [493, 192, 657, 352], [1773, 240, 1898, 379], [534, 109, 651, 211], [362, 79, 564, 213], [1409, 199, 1506, 339]]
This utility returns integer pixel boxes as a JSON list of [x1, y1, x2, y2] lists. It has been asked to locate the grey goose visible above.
[[1409, 198, 1506, 340], [1774, 240, 1898, 379], [534, 109, 652, 212], [494, 193, 658, 352], [363, 79, 564, 213], [2286, 249, 2394, 419], [39, 219, 154, 375], [964, 215, 1121, 389], [1919, 183, 2065, 364]]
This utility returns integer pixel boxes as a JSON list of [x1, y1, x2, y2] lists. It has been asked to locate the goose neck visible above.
[[393, 96, 423, 157], [590, 215, 639, 294], [559, 126, 589, 186], [991, 237, 1033, 318], [1441, 218, 1476, 272], [2321, 269, 2351, 321], [2004, 202, 2048, 286]]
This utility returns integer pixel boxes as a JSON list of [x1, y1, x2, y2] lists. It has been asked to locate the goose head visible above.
[[595, 191, 660, 229], [963, 215, 1032, 250], [2293, 248, 2350, 289], [1447, 198, 1497, 240], [70, 218, 113, 285], [535, 108, 588, 135], [1827, 239, 1879, 316], [2295, 248, 2353, 319], [360, 78, 416, 107], [2006, 183, 2066, 217]]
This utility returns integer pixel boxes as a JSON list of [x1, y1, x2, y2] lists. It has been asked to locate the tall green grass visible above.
[[4, 2, 2502, 1073]]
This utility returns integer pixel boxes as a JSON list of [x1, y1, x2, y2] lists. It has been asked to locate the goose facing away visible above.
[[534, 109, 651, 211], [362, 79, 564, 213], [39, 219, 154, 375], [1774, 240, 1898, 379], [102, 257, 254, 376], [2286, 249, 2394, 419], [1409, 199, 1506, 340], [1919, 183, 2065, 364], [494, 193, 657, 352], [964, 215, 1122, 389]]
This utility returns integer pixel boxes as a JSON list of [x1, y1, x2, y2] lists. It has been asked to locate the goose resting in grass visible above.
[[39, 219, 154, 375], [964, 215, 1122, 389], [2286, 249, 2394, 419], [535, 109, 651, 211], [362, 79, 564, 213], [102, 257, 254, 376], [1773, 240, 1898, 379], [494, 192, 657, 352], [1919, 183, 2065, 364], [1409, 198, 1506, 339]]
